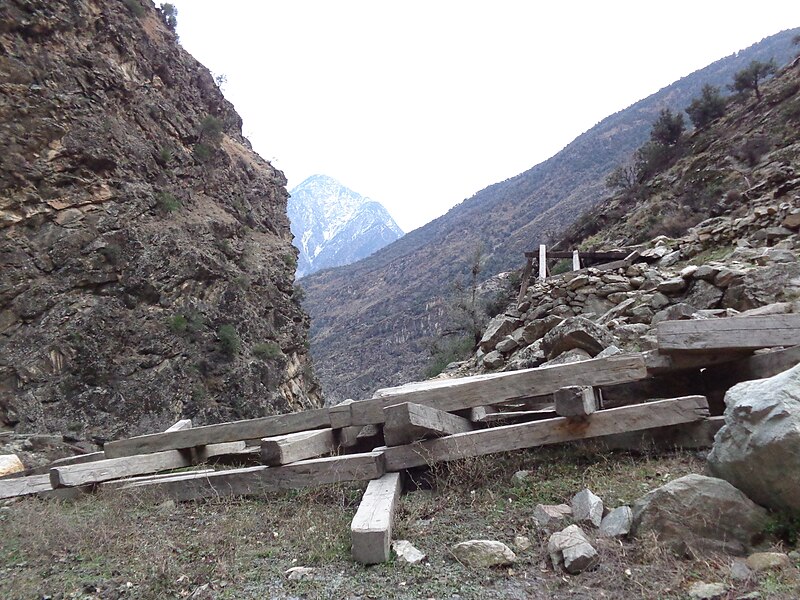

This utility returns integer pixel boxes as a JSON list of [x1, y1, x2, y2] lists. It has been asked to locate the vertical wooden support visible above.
[[351, 472, 403, 564], [554, 386, 598, 417], [538, 244, 547, 281], [572, 249, 580, 271], [517, 256, 534, 303]]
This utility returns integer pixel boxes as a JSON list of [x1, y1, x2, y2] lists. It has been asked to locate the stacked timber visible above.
[[1, 314, 798, 565]]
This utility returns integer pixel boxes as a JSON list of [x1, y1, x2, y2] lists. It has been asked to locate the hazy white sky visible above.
[[168, 1, 798, 232]]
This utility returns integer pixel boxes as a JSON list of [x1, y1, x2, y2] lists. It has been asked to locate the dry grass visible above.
[[1, 446, 798, 599]]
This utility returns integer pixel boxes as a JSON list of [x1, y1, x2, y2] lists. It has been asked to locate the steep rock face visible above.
[[288, 175, 403, 278], [0, 0, 321, 439]]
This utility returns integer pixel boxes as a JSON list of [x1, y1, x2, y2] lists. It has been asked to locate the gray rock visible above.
[[539, 348, 592, 368], [651, 302, 696, 325], [599, 506, 632, 537], [729, 558, 753, 581], [392, 540, 426, 564], [451, 540, 516, 567], [694, 264, 721, 281], [285, 566, 316, 581], [722, 263, 800, 311], [658, 250, 681, 267], [547, 524, 599, 574], [520, 315, 564, 345], [631, 474, 768, 557], [540, 316, 615, 360], [687, 582, 727, 599], [512, 470, 532, 484], [739, 301, 795, 316], [533, 503, 572, 528], [746, 552, 791, 572], [650, 292, 670, 310], [513, 535, 532, 552], [479, 314, 522, 351], [684, 280, 724, 310], [595, 345, 621, 358], [495, 336, 518, 354], [707, 363, 800, 512], [482, 351, 504, 370], [571, 488, 603, 527], [657, 277, 688, 294]]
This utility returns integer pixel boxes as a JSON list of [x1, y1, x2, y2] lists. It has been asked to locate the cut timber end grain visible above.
[[383, 402, 472, 446], [351, 472, 402, 564], [260, 429, 335, 465], [554, 386, 598, 417]]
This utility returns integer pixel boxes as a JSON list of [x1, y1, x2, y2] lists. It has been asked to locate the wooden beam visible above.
[[383, 402, 472, 447], [585, 416, 725, 452], [103, 408, 331, 458], [260, 429, 335, 465], [0, 473, 53, 500], [643, 349, 751, 374], [554, 386, 598, 417], [347, 354, 647, 427], [50, 441, 246, 488], [118, 452, 386, 502], [382, 396, 709, 471], [657, 315, 800, 353], [351, 472, 402, 564]]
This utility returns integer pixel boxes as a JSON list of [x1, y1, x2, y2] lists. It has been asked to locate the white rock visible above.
[[0, 454, 24, 477], [285, 566, 315, 581], [571, 488, 603, 527], [451, 540, 516, 567], [513, 535, 532, 552], [599, 506, 632, 537], [687, 581, 727, 599], [392, 540, 426, 564], [533, 503, 572, 528], [547, 524, 599, 574]]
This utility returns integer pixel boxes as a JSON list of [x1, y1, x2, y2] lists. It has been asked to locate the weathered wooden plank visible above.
[[554, 386, 598, 417], [351, 472, 402, 564], [165, 419, 193, 432], [658, 315, 800, 353], [383, 402, 473, 447], [119, 452, 386, 502], [643, 349, 751, 374], [103, 408, 331, 458], [702, 345, 800, 386], [584, 416, 725, 452], [382, 396, 709, 471], [103, 468, 217, 490], [51, 441, 247, 488], [348, 354, 647, 427], [0, 473, 53, 500], [260, 429, 335, 465]]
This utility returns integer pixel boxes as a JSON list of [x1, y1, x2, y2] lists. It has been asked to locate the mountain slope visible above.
[[288, 175, 403, 278], [0, 0, 320, 438], [302, 28, 800, 403]]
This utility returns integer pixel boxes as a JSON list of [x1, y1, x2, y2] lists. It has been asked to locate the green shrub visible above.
[[123, 0, 145, 17], [156, 191, 180, 212], [168, 314, 188, 333], [160, 3, 178, 31], [765, 511, 800, 545], [253, 342, 281, 360], [199, 115, 223, 144], [158, 146, 173, 165], [551, 259, 572, 275], [217, 324, 240, 357], [193, 143, 212, 162], [282, 252, 297, 269], [686, 84, 727, 129], [424, 335, 474, 378]]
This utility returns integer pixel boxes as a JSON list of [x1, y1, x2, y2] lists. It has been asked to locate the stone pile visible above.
[[472, 200, 800, 373]]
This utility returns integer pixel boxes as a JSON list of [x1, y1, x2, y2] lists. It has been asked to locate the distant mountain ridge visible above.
[[301, 28, 800, 403], [288, 175, 404, 278]]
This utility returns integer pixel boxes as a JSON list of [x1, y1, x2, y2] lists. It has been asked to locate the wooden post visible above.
[[351, 472, 402, 564], [554, 386, 598, 417], [383, 402, 473, 446], [572, 250, 580, 271], [539, 244, 547, 281], [517, 256, 534, 303]]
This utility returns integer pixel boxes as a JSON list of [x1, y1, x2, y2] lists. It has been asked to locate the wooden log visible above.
[[50, 441, 246, 488], [347, 354, 647, 427], [583, 415, 725, 452], [517, 256, 534, 303], [657, 315, 800, 353], [119, 451, 386, 502], [165, 419, 193, 432], [351, 472, 402, 564], [103, 408, 331, 458], [383, 402, 473, 447], [554, 386, 598, 417], [260, 429, 335, 465], [328, 403, 353, 429], [643, 349, 751, 374], [0, 473, 53, 500], [103, 468, 217, 490], [382, 396, 709, 471]]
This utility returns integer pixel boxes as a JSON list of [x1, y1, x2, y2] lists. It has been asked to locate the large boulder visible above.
[[540, 317, 615, 360], [479, 315, 522, 351], [707, 363, 800, 512], [631, 474, 768, 557]]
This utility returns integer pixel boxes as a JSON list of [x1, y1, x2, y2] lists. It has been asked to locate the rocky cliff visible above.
[[0, 0, 321, 439]]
